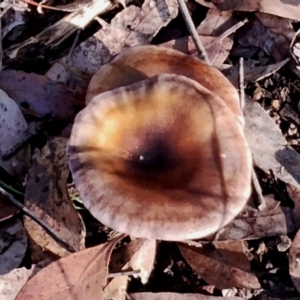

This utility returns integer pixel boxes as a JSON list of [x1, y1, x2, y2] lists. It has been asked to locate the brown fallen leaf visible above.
[[0, 71, 85, 124], [70, 0, 178, 75], [178, 240, 260, 289], [196, 9, 236, 36], [289, 227, 300, 294], [130, 292, 247, 300], [23, 137, 85, 262], [0, 218, 27, 275], [16, 236, 124, 300], [195, 0, 300, 21], [105, 238, 157, 299]]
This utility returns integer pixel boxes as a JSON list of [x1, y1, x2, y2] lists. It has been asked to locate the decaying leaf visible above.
[[195, 0, 300, 21], [0, 263, 46, 300], [105, 239, 157, 299], [289, 227, 300, 294], [130, 293, 247, 300], [197, 9, 236, 36], [0, 218, 27, 275], [0, 193, 19, 222], [0, 71, 85, 124], [23, 137, 85, 262], [244, 97, 300, 190], [0, 89, 28, 158], [129, 239, 156, 284], [178, 241, 260, 289], [70, 0, 178, 75], [16, 236, 124, 300], [223, 58, 290, 86], [236, 13, 294, 62]]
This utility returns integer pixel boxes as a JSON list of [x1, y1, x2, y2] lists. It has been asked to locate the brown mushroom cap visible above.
[[86, 45, 243, 125], [68, 74, 251, 241]]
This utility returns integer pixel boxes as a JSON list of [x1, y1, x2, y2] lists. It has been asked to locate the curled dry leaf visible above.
[[24, 137, 85, 262], [195, 0, 300, 21], [0, 71, 85, 124], [289, 227, 300, 294], [71, 0, 178, 75], [16, 236, 124, 300], [0, 89, 28, 158], [129, 239, 156, 284], [0, 218, 27, 275], [105, 238, 157, 299], [130, 292, 246, 300], [178, 241, 260, 289]]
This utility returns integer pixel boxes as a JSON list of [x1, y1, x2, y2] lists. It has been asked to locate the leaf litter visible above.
[[2, 0, 300, 299]]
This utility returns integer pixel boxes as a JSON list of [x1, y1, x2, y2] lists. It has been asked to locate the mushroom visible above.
[[86, 45, 244, 126], [68, 48, 252, 241]]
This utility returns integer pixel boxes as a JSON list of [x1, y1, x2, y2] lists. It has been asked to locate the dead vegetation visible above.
[[1, 0, 300, 299]]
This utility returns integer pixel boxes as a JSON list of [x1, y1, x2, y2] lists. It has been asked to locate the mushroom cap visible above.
[[86, 45, 243, 125], [68, 74, 251, 241]]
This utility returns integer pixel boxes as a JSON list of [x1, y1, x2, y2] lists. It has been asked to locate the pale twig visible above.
[[177, 0, 210, 64], [239, 57, 266, 211], [0, 186, 76, 253], [107, 269, 141, 278]]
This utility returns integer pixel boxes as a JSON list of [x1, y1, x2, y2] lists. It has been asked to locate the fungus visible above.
[[68, 61, 252, 240], [86, 45, 243, 126]]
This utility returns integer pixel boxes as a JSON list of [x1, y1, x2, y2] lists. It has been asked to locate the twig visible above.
[[0, 186, 76, 253], [239, 57, 266, 211], [177, 0, 210, 64], [107, 269, 141, 278], [239, 57, 245, 111]]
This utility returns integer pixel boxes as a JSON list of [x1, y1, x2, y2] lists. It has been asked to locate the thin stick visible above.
[[239, 57, 245, 111], [107, 270, 141, 278], [239, 57, 266, 211], [0, 187, 76, 253], [177, 0, 210, 64]]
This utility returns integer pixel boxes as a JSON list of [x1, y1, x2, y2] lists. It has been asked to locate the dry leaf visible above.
[[104, 276, 128, 300], [0, 193, 19, 222], [244, 97, 300, 190], [0, 264, 45, 300], [24, 137, 85, 262], [130, 292, 247, 300], [129, 239, 156, 284], [195, 0, 300, 21], [0, 144, 31, 180], [236, 14, 294, 62], [0, 218, 27, 275], [178, 241, 260, 289], [71, 0, 178, 75], [0, 89, 28, 158], [0, 71, 85, 124], [197, 9, 235, 36], [16, 236, 124, 300], [224, 58, 290, 86], [289, 228, 300, 294], [105, 239, 156, 299], [216, 194, 300, 241]]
